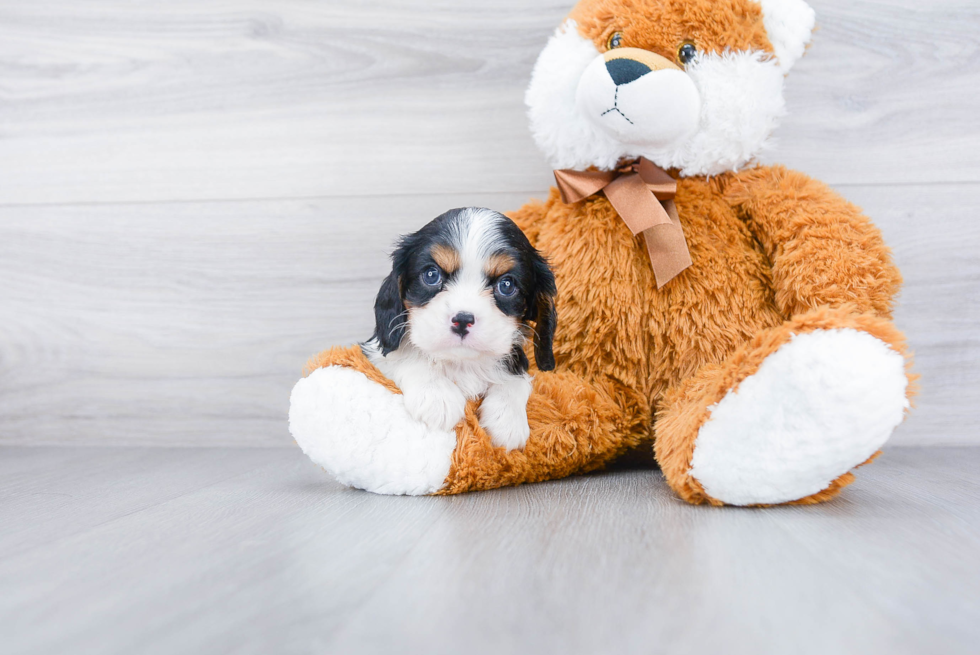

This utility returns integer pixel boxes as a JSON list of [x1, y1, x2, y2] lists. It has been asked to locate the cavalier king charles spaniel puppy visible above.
[[362, 207, 557, 451]]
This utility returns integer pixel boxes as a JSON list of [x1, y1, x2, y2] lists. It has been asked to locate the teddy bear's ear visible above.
[[755, 0, 816, 72]]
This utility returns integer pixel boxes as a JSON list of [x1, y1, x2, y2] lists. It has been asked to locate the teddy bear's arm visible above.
[[726, 165, 902, 319]]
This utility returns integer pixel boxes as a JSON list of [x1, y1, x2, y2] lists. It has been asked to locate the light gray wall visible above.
[[0, 0, 977, 446]]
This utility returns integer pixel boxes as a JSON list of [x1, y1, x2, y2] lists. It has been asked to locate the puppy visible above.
[[361, 207, 557, 451]]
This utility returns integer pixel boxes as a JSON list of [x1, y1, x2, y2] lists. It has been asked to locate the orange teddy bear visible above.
[[289, 0, 914, 505]]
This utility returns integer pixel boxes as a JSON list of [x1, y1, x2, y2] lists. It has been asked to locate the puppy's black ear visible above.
[[524, 254, 557, 372], [373, 270, 406, 355]]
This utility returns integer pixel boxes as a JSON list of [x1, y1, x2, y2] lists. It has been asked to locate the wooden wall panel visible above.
[[0, 1, 978, 205], [0, 185, 975, 446], [0, 0, 976, 446]]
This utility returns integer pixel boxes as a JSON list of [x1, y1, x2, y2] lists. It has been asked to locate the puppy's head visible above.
[[373, 208, 557, 371]]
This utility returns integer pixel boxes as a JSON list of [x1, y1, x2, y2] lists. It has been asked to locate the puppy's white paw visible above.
[[403, 379, 467, 433], [480, 376, 533, 451]]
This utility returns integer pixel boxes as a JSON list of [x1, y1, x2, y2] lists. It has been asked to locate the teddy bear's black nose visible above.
[[605, 58, 651, 86]]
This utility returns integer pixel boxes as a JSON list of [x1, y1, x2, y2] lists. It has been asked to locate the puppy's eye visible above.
[[677, 41, 698, 66], [606, 31, 623, 50], [421, 266, 442, 287], [495, 276, 517, 297]]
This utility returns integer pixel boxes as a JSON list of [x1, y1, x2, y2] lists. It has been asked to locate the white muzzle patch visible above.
[[576, 56, 701, 149]]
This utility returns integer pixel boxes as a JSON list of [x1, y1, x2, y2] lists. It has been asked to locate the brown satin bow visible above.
[[554, 157, 692, 288]]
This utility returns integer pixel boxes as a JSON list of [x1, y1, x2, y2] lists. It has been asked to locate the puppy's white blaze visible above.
[[526, 21, 788, 176], [449, 207, 507, 264]]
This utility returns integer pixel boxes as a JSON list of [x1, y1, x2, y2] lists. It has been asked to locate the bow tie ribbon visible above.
[[553, 157, 692, 288]]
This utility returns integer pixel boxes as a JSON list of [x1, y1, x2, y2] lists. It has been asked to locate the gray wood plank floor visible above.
[[2, 446, 978, 655]]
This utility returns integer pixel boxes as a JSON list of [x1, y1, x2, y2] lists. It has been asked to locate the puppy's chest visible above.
[[441, 361, 503, 399]]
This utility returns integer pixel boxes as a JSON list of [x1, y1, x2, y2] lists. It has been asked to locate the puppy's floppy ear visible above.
[[373, 269, 406, 356], [373, 233, 419, 355], [524, 253, 557, 372]]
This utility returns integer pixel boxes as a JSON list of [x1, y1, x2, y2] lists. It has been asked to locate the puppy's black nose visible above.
[[605, 58, 651, 86], [451, 312, 475, 337]]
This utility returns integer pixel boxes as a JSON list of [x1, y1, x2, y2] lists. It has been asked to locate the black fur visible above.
[[498, 217, 557, 372], [524, 253, 557, 372], [372, 270, 407, 355], [369, 212, 456, 355], [505, 344, 531, 375]]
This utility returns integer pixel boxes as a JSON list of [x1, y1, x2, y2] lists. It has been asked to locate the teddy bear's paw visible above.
[[689, 328, 910, 506], [288, 366, 456, 495]]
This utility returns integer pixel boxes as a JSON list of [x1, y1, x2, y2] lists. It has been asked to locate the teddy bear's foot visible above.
[[290, 345, 649, 496], [656, 308, 913, 506], [289, 364, 456, 496]]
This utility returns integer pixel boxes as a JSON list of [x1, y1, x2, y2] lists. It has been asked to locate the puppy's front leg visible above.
[[479, 374, 533, 451], [401, 374, 468, 433]]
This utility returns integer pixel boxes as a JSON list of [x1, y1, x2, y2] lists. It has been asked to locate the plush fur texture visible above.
[[688, 328, 909, 506], [527, 21, 787, 174], [755, 0, 816, 71], [289, 0, 916, 506], [289, 352, 456, 496]]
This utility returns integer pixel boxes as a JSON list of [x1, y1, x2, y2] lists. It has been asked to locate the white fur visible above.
[[688, 329, 909, 506], [365, 337, 528, 449], [479, 373, 534, 451], [526, 22, 787, 176], [288, 366, 456, 495], [576, 58, 701, 148], [753, 0, 816, 71], [526, 22, 620, 172], [660, 50, 787, 176], [367, 339, 470, 431]]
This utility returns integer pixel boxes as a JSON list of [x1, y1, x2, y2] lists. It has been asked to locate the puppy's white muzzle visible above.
[[576, 49, 701, 149]]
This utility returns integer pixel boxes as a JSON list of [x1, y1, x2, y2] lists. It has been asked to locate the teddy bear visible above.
[[288, 0, 914, 505]]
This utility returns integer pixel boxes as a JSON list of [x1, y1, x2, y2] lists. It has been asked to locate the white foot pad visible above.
[[689, 328, 909, 506], [288, 366, 456, 495]]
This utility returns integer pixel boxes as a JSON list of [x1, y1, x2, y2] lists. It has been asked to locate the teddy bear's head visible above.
[[526, 0, 815, 176]]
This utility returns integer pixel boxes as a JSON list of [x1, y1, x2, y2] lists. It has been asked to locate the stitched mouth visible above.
[[600, 87, 633, 125]]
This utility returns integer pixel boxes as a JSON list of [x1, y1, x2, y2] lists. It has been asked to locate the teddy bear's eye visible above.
[[607, 32, 624, 50], [677, 41, 698, 66]]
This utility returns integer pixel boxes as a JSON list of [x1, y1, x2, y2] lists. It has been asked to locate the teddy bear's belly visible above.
[[533, 191, 784, 401]]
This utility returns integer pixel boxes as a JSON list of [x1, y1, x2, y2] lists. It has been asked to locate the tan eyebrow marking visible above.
[[485, 253, 516, 278], [430, 244, 461, 274]]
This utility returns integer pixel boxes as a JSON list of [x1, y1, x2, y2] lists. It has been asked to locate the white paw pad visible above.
[[689, 329, 909, 506], [288, 366, 456, 495]]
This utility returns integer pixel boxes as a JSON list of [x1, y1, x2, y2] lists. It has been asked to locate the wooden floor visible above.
[[2, 445, 978, 655]]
